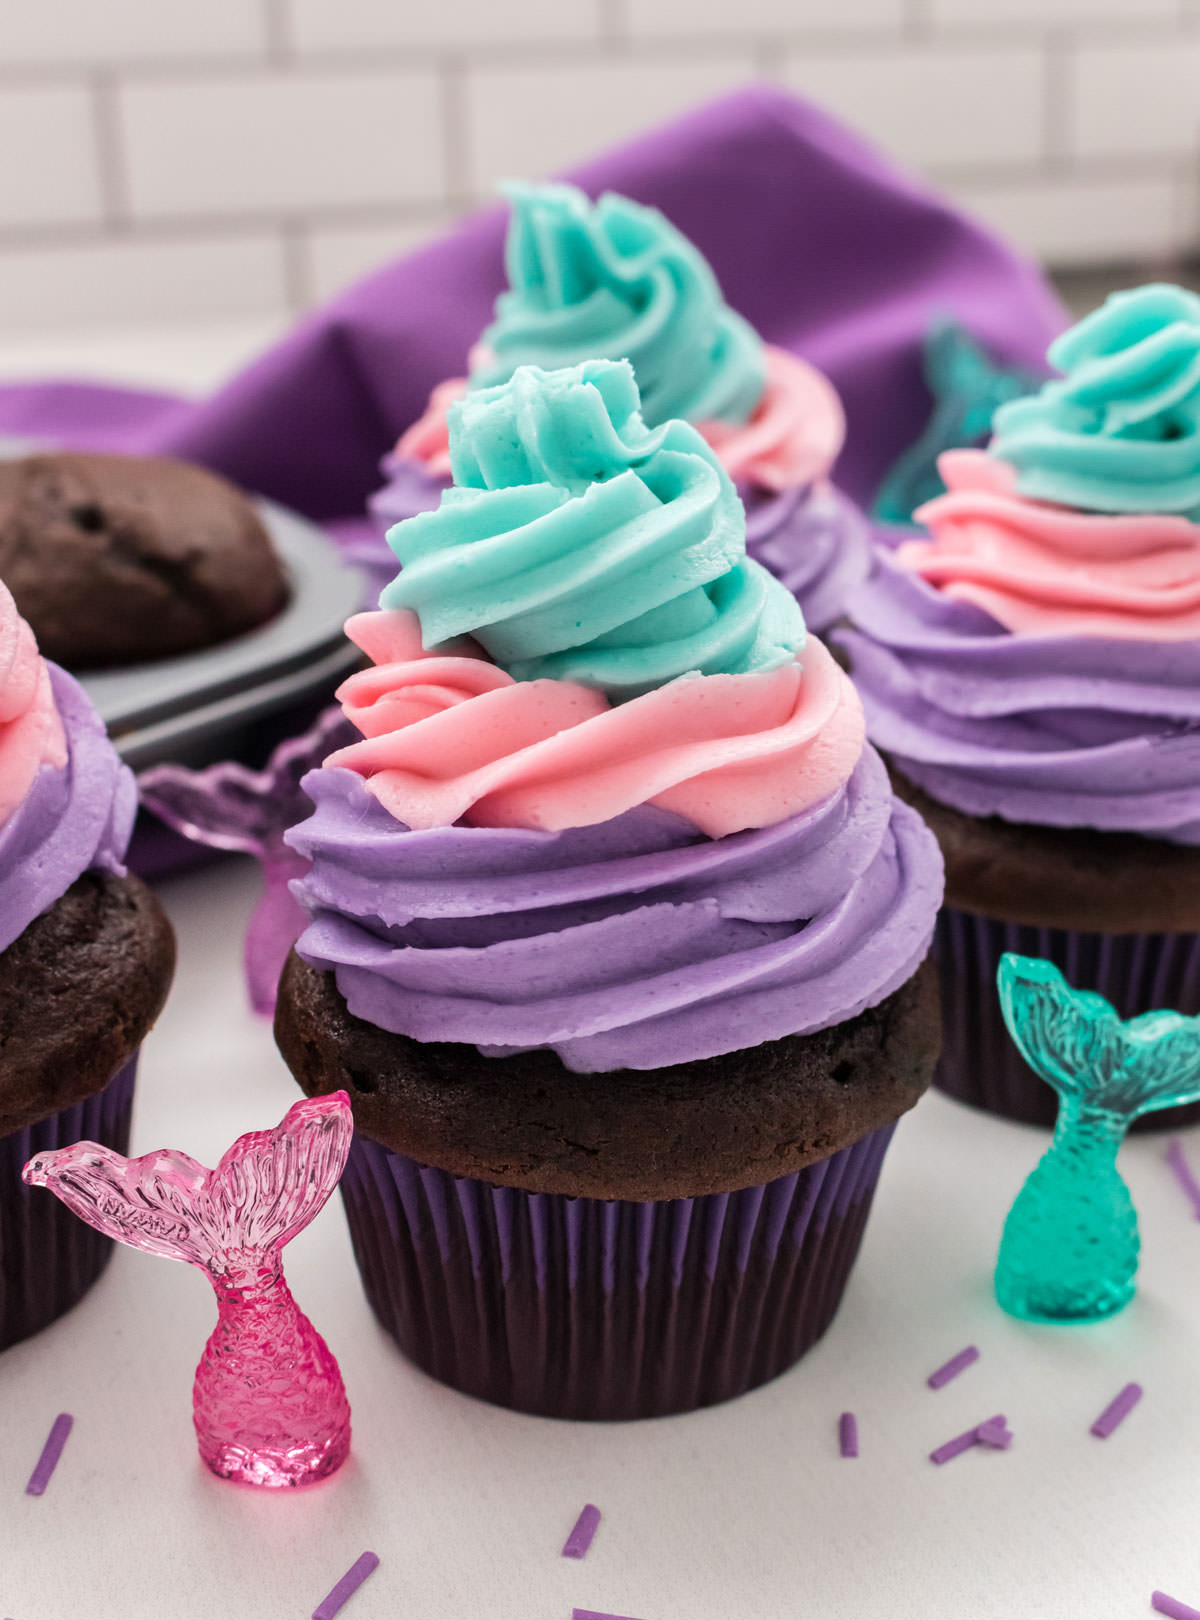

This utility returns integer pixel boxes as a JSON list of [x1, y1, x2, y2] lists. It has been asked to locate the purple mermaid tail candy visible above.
[[23, 1093, 354, 1489]]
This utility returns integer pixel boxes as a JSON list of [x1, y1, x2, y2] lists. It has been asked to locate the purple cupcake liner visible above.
[[338, 1122, 895, 1421], [0, 1055, 138, 1351], [934, 907, 1200, 1129]]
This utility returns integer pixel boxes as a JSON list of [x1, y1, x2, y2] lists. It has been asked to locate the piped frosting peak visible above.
[[469, 182, 766, 428], [381, 359, 804, 700], [992, 282, 1200, 518]]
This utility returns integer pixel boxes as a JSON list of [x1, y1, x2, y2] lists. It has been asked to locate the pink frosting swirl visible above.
[[0, 580, 67, 826], [697, 346, 845, 492], [898, 449, 1200, 639], [392, 377, 469, 479], [326, 609, 864, 838], [390, 346, 844, 495]]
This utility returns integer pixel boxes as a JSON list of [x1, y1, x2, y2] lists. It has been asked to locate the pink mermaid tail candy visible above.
[[22, 1093, 354, 1489]]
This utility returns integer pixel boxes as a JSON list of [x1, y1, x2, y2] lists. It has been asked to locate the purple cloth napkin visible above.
[[0, 84, 1064, 524]]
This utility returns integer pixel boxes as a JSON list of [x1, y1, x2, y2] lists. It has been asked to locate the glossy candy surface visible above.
[[994, 954, 1200, 1322], [23, 1093, 353, 1487]]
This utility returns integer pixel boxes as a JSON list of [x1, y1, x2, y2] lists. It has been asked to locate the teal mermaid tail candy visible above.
[[994, 954, 1200, 1323]]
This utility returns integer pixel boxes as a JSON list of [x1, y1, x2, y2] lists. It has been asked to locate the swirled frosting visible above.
[[0, 581, 66, 826], [375, 348, 867, 630], [296, 359, 941, 1071], [324, 607, 864, 838], [0, 661, 136, 954], [897, 449, 1200, 639], [469, 182, 766, 429], [991, 283, 1200, 517], [839, 544, 1200, 842], [380, 360, 804, 699], [699, 347, 845, 492], [290, 745, 942, 1071]]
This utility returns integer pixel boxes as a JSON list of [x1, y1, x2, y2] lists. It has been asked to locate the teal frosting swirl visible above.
[[380, 360, 804, 699], [991, 283, 1200, 517], [468, 182, 767, 430]]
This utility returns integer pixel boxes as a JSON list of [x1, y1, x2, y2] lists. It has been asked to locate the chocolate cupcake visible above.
[[365, 183, 870, 630], [275, 360, 943, 1419], [840, 284, 1200, 1128], [0, 451, 287, 669], [0, 581, 175, 1348]]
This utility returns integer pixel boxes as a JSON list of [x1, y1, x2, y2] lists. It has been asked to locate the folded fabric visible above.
[[0, 84, 1064, 529]]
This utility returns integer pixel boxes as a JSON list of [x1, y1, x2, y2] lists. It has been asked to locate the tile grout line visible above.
[[263, 0, 294, 64], [89, 69, 130, 229], [280, 216, 311, 315], [438, 54, 471, 208], [1040, 27, 1071, 179]]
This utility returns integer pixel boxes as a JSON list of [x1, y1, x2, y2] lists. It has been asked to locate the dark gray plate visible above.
[[78, 499, 364, 771]]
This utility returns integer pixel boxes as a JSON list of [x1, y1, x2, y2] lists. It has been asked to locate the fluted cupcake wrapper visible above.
[[933, 907, 1200, 1129], [339, 1123, 895, 1421], [0, 1056, 138, 1351]]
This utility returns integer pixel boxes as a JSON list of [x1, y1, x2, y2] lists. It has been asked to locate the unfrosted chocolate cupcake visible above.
[[276, 360, 943, 1420], [0, 451, 287, 669], [0, 582, 175, 1348]]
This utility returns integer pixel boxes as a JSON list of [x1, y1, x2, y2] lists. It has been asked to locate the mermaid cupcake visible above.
[[275, 359, 943, 1420], [0, 580, 175, 1347], [365, 183, 870, 630], [840, 283, 1200, 1127]]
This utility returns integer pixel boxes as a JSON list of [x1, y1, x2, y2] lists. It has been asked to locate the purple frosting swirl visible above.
[[743, 480, 871, 633], [839, 550, 1200, 843], [367, 453, 872, 634], [287, 745, 942, 1073], [0, 664, 136, 953]]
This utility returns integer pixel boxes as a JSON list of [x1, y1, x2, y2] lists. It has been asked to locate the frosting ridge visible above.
[[839, 548, 1200, 842], [469, 182, 766, 428], [992, 283, 1200, 517], [327, 607, 865, 839], [380, 360, 804, 699], [290, 746, 943, 1070], [898, 448, 1200, 639]]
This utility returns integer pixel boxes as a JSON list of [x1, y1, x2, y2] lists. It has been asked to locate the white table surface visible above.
[[5, 854, 1200, 1620], [3, 335, 1198, 1620]]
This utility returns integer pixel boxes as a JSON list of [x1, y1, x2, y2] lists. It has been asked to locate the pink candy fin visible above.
[[23, 1094, 353, 1272]]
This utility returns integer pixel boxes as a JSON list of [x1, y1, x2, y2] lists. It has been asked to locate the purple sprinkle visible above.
[[1153, 1592, 1200, 1620], [976, 1417, 1013, 1450], [1166, 1141, 1200, 1220], [25, 1414, 73, 1496], [838, 1412, 858, 1458], [562, 1504, 602, 1560], [930, 1414, 1006, 1465], [927, 1345, 980, 1389], [1091, 1382, 1143, 1439], [311, 1552, 380, 1620], [572, 1612, 646, 1620]]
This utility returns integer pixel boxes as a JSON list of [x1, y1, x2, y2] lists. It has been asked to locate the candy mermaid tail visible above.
[[998, 954, 1200, 1120], [994, 956, 1200, 1323], [24, 1094, 354, 1487]]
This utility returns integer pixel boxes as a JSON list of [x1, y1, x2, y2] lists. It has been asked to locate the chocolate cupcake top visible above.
[[0, 451, 288, 670], [840, 284, 1200, 845], [290, 361, 942, 1073]]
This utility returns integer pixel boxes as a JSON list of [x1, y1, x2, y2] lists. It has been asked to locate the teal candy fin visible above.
[[872, 320, 1042, 525], [997, 953, 1200, 1120]]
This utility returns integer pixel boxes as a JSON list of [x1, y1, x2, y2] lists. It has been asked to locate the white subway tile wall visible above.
[[0, 0, 1195, 334]]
